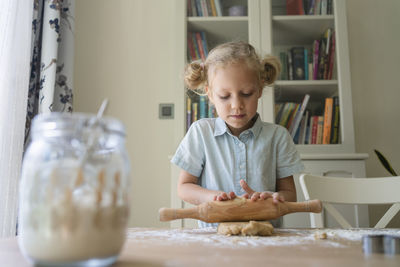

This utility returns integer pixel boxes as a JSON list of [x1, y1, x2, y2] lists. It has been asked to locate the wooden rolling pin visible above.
[[159, 198, 322, 223]]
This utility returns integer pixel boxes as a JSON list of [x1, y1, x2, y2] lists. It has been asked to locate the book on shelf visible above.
[[209, 0, 217, 16], [187, 35, 197, 60], [278, 29, 335, 81], [320, 0, 328, 15], [312, 39, 320, 80], [191, 33, 201, 60], [275, 103, 285, 125], [316, 116, 324, 144], [322, 97, 333, 144], [214, 0, 223, 16], [286, 0, 333, 15], [276, 96, 340, 145], [195, 32, 206, 60], [317, 28, 330, 79], [199, 95, 207, 119], [192, 102, 198, 122], [186, 97, 192, 130], [304, 48, 309, 80], [327, 0, 333, 14], [200, 32, 209, 58], [287, 51, 294, 80], [187, 0, 223, 17], [291, 47, 305, 80], [188, 0, 192, 16], [277, 102, 296, 128], [208, 102, 216, 118], [330, 96, 340, 144], [286, 0, 304, 15], [297, 110, 309, 144], [200, 0, 208, 17], [195, 0, 202, 16], [186, 93, 216, 131], [187, 31, 209, 61], [327, 30, 336, 80], [289, 94, 310, 137], [314, 0, 320, 14], [310, 115, 318, 144], [286, 103, 300, 131], [279, 52, 288, 80]]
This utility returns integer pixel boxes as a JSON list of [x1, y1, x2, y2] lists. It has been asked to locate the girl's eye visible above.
[[219, 95, 229, 100], [241, 92, 253, 97]]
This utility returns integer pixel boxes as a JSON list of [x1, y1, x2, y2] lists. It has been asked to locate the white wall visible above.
[[346, 0, 400, 227], [74, 0, 400, 228], [74, 0, 181, 227]]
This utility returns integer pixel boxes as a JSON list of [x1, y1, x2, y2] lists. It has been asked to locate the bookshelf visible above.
[[257, 0, 357, 155], [172, 0, 369, 228]]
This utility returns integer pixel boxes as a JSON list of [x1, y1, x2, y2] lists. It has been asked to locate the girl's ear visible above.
[[257, 87, 263, 99], [206, 86, 214, 104]]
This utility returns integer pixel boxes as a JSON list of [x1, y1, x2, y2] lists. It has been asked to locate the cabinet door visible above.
[[282, 159, 369, 228]]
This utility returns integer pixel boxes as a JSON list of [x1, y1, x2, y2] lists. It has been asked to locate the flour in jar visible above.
[[18, 160, 129, 263]]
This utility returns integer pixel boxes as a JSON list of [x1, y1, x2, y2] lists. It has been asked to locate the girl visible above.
[[171, 41, 304, 227]]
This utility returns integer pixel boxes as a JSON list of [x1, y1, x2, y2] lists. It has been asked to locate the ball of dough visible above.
[[314, 231, 327, 240], [217, 221, 274, 236]]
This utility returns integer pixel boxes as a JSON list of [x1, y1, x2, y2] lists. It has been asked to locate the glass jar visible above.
[[18, 112, 130, 267]]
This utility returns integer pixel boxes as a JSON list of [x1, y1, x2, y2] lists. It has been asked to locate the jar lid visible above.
[[31, 112, 126, 136]]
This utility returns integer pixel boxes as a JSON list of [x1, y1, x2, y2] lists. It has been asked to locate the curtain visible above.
[[0, 0, 75, 237], [26, 0, 75, 144], [0, 0, 33, 237]]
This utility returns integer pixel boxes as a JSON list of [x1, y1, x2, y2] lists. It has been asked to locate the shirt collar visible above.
[[214, 117, 228, 136], [214, 113, 263, 138], [248, 113, 262, 138]]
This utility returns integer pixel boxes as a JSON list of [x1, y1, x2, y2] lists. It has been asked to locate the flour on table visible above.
[[217, 221, 274, 236], [127, 228, 400, 249]]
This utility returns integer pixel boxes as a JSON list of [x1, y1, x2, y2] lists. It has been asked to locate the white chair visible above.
[[299, 174, 400, 228]]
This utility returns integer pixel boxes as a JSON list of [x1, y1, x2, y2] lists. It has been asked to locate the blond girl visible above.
[[171, 42, 304, 227]]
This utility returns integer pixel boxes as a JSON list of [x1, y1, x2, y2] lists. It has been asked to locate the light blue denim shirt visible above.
[[171, 114, 304, 228]]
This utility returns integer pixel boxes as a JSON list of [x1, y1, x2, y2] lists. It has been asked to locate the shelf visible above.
[[300, 153, 369, 160], [272, 15, 334, 45], [187, 17, 248, 47], [274, 80, 338, 102]]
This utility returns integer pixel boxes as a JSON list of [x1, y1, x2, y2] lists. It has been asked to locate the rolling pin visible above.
[[159, 198, 322, 223]]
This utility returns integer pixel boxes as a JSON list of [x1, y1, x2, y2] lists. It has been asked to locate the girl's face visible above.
[[206, 63, 262, 137]]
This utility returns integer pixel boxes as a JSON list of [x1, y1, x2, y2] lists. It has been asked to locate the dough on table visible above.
[[217, 221, 274, 236]]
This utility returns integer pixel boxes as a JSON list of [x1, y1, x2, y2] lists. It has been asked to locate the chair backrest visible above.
[[299, 174, 400, 228]]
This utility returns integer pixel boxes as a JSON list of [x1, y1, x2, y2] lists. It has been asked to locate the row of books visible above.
[[187, 0, 223, 17], [187, 31, 209, 61], [279, 28, 335, 80], [275, 95, 340, 144], [186, 96, 217, 130], [286, 0, 333, 15]]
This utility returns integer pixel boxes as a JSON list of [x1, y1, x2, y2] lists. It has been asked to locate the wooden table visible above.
[[1, 228, 400, 266]]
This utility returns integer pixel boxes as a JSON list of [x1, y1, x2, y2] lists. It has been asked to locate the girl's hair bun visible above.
[[261, 55, 281, 86], [184, 60, 207, 90]]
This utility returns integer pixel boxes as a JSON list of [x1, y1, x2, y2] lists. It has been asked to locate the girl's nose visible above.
[[231, 96, 243, 110]]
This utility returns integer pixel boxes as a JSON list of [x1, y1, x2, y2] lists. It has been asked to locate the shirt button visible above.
[[240, 164, 245, 169], [240, 143, 244, 148]]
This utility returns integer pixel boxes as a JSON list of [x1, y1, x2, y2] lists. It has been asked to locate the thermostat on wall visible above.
[[159, 103, 174, 119]]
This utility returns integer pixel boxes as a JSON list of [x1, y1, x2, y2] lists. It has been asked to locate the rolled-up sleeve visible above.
[[171, 122, 205, 177]]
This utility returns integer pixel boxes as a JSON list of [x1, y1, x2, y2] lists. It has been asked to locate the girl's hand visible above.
[[213, 191, 236, 201], [240, 179, 285, 204]]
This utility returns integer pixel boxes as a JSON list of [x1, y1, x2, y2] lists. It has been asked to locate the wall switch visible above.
[[159, 103, 174, 119]]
